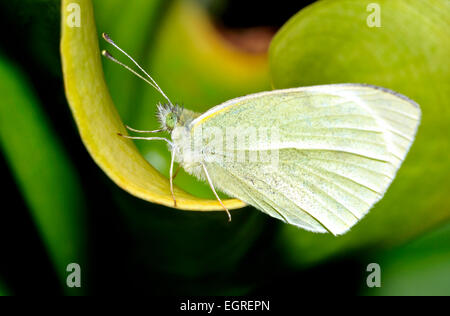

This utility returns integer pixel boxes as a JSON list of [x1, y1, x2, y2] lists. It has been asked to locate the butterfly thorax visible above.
[[157, 103, 204, 178]]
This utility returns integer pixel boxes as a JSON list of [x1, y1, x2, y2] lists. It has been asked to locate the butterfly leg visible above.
[[125, 125, 163, 134], [201, 163, 231, 222], [117, 133, 173, 146], [118, 132, 177, 206], [170, 147, 177, 207]]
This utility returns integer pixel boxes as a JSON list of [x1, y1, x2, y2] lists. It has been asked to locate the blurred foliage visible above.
[[270, 0, 450, 266], [364, 222, 450, 296], [0, 0, 448, 296], [0, 280, 9, 296], [0, 55, 87, 295], [112, 189, 269, 294]]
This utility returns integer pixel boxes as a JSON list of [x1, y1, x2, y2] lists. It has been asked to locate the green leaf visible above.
[[0, 56, 87, 294], [269, 0, 450, 265]]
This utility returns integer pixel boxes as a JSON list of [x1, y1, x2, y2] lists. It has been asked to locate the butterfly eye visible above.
[[165, 112, 178, 130]]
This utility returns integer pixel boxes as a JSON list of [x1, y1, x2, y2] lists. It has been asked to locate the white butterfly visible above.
[[102, 33, 421, 235]]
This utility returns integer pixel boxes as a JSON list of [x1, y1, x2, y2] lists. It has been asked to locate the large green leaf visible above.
[[0, 56, 87, 294], [269, 0, 450, 265]]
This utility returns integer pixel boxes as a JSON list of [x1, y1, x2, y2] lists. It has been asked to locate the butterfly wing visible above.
[[190, 84, 421, 235]]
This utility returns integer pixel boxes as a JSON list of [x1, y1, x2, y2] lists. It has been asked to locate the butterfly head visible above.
[[157, 103, 183, 132]]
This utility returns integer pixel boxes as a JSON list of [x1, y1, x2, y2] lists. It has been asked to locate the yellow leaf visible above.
[[60, 0, 245, 211]]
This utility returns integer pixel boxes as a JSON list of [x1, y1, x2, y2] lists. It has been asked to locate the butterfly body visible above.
[[170, 122, 204, 179]]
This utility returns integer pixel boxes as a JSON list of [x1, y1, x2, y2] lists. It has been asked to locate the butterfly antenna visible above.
[[102, 50, 160, 91], [102, 33, 174, 106]]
